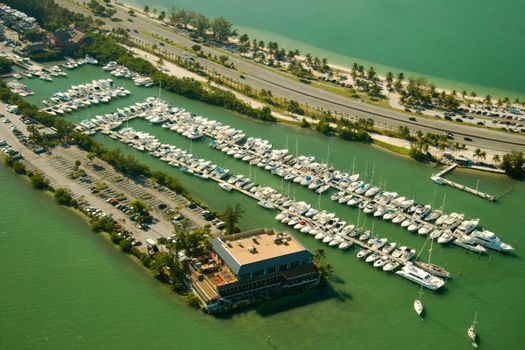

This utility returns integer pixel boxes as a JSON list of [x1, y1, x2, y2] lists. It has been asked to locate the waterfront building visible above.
[[48, 25, 91, 50], [189, 228, 320, 312]]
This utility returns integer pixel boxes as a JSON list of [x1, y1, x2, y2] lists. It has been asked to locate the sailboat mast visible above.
[[428, 238, 434, 263]]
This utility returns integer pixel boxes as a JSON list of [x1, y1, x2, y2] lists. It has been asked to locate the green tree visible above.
[[211, 16, 233, 42], [385, 71, 394, 87], [193, 13, 209, 37], [54, 187, 74, 206], [30, 171, 49, 189], [500, 151, 525, 179], [366, 66, 377, 81], [220, 203, 244, 235], [119, 239, 133, 253], [0, 57, 12, 74], [22, 29, 46, 42], [313, 248, 333, 281]]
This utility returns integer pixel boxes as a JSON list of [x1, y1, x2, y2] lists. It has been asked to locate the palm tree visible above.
[[313, 248, 326, 265], [493, 154, 501, 163], [143, 5, 150, 14], [385, 71, 394, 87], [479, 151, 487, 161], [152, 8, 158, 17], [484, 94, 492, 106], [351, 63, 358, 75], [461, 90, 468, 99], [474, 148, 482, 161], [305, 53, 312, 65]]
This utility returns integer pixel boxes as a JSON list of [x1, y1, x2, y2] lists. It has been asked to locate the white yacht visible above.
[[469, 230, 514, 252], [453, 235, 487, 253], [395, 263, 445, 290]]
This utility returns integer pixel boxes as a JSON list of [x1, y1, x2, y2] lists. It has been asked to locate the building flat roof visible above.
[[211, 229, 312, 275]]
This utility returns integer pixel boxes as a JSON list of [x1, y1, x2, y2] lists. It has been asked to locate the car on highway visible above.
[[408, 117, 417, 121], [446, 132, 454, 140], [239, 75, 245, 79], [159, 42, 165, 46], [464, 137, 473, 142]]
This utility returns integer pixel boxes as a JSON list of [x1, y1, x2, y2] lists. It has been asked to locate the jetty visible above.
[[431, 163, 496, 202]]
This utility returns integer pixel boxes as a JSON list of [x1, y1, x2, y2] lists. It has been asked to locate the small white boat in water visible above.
[[414, 294, 424, 320], [257, 200, 274, 209], [453, 235, 487, 253], [467, 312, 479, 348], [338, 240, 353, 250]]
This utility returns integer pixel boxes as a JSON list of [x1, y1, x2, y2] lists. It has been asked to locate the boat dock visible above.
[[435, 178, 496, 202], [105, 129, 419, 280], [431, 163, 496, 202], [434, 163, 458, 177]]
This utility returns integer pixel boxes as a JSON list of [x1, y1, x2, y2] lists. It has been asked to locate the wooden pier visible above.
[[435, 178, 496, 202], [431, 163, 496, 202]]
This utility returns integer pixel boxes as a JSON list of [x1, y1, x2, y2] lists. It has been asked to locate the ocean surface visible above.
[[125, 0, 525, 98], [1, 66, 525, 349]]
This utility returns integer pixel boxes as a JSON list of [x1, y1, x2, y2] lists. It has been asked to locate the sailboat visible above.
[[415, 238, 451, 278], [468, 312, 479, 348], [414, 286, 424, 320]]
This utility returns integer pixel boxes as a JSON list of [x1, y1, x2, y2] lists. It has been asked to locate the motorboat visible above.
[[457, 218, 480, 234], [357, 249, 372, 259], [257, 200, 274, 210], [437, 230, 454, 244], [382, 210, 397, 220], [424, 209, 442, 222], [418, 224, 434, 235], [453, 235, 487, 253], [373, 256, 390, 268], [338, 240, 353, 250], [382, 260, 400, 272], [469, 230, 514, 252], [365, 252, 381, 263], [392, 214, 406, 224], [395, 263, 445, 290], [358, 230, 371, 241]]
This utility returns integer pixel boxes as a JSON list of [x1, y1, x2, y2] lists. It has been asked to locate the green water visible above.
[[126, 0, 525, 98], [2, 66, 525, 349]]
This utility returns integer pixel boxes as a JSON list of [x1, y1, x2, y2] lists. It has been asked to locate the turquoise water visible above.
[[2, 66, 525, 349], [126, 0, 525, 98]]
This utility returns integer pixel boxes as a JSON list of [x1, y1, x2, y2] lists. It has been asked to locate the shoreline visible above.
[[119, 0, 525, 100]]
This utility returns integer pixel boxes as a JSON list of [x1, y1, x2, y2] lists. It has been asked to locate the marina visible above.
[[69, 96, 512, 258], [1, 0, 524, 348], [3, 64, 524, 350], [33, 91, 509, 291], [105, 124, 440, 289]]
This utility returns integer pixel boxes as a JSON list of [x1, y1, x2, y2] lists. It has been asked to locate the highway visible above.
[[57, 0, 525, 152]]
